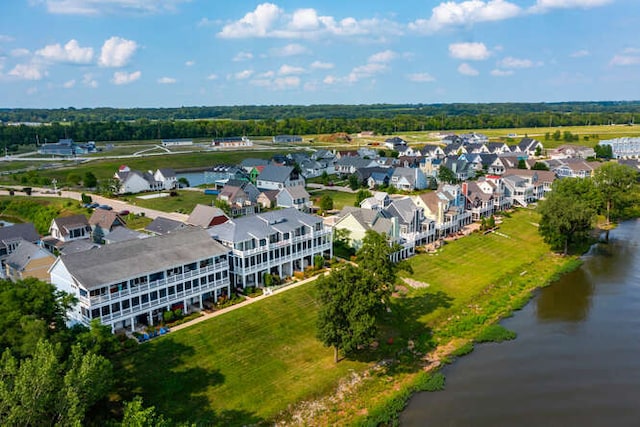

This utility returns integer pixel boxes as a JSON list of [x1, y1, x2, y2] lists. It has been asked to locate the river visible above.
[[401, 219, 640, 427]]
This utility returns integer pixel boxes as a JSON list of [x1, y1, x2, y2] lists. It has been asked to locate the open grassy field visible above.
[[307, 188, 356, 210], [119, 189, 217, 214], [115, 209, 571, 425]]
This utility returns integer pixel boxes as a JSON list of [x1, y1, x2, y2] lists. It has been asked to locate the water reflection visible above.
[[536, 268, 593, 323]]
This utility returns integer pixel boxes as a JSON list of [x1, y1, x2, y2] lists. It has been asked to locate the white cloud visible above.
[[218, 3, 402, 39], [610, 54, 640, 66], [449, 42, 491, 60], [232, 69, 254, 80], [490, 68, 513, 76], [348, 62, 388, 83], [529, 0, 613, 13], [569, 49, 590, 58], [82, 73, 98, 88], [36, 39, 94, 64], [62, 79, 76, 88], [310, 60, 334, 70], [457, 63, 479, 76], [249, 75, 300, 90], [410, 0, 522, 33], [269, 43, 310, 57], [99, 36, 138, 67], [278, 64, 305, 75], [157, 76, 176, 84], [257, 71, 275, 78], [0, 35, 14, 43], [185, 60, 195, 66], [407, 72, 436, 82], [323, 75, 337, 85], [368, 50, 397, 63], [498, 56, 539, 68], [206, 73, 218, 80], [11, 48, 31, 57], [111, 70, 141, 85], [233, 51, 253, 62], [8, 62, 48, 80], [37, 0, 190, 15]]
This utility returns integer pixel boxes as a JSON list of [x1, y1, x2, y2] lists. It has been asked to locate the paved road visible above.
[[0, 186, 189, 222]]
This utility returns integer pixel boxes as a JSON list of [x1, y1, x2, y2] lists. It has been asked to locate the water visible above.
[[401, 220, 640, 427], [175, 172, 214, 187]]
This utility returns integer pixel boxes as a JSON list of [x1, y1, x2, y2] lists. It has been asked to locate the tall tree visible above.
[[319, 194, 334, 212], [592, 162, 638, 224], [438, 166, 457, 184], [538, 178, 598, 255], [354, 189, 373, 207]]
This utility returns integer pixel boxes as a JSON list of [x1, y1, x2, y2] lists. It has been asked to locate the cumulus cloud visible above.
[[157, 76, 176, 84], [529, 0, 613, 13], [490, 68, 513, 76], [348, 62, 388, 83], [206, 73, 218, 80], [269, 43, 310, 57], [218, 3, 402, 39], [36, 0, 190, 15], [8, 62, 48, 80], [249, 75, 300, 90], [233, 51, 254, 62], [457, 63, 479, 76], [278, 64, 305, 75], [111, 70, 141, 85], [410, 0, 522, 33], [407, 72, 436, 82], [310, 60, 334, 70], [185, 60, 195, 66], [231, 69, 254, 80], [36, 39, 94, 64], [62, 79, 76, 88], [498, 56, 539, 68], [368, 50, 397, 63], [99, 36, 138, 67], [82, 73, 98, 88], [323, 75, 337, 85], [449, 42, 491, 60], [569, 49, 590, 58], [11, 48, 31, 57]]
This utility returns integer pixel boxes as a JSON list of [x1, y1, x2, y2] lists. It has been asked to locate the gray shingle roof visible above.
[[257, 165, 294, 183], [52, 215, 89, 237], [145, 216, 187, 235], [103, 227, 148, 244], [5, 241, 54, 271], [59, 228, 228, 290], [0, 223, 39, 249], [186, 204, 227, 228]]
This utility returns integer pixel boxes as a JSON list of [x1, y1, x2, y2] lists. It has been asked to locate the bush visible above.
[[314, 254, 325, 270], [293, 271, 305, 280], [163, 310, 174, 323], [476, 324, 517, 343], [450, 342, 474, 358]]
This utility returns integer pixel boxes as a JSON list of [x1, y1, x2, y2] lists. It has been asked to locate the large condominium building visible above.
[[49, 228, 231, 332], [208, 208, 332, 288]]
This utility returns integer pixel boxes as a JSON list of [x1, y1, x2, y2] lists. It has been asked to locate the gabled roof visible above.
[[257, 164, 294, 183], [258, 190, 279, 202], [145, 216, 187, 235], [0, 223, 39, 248], [157, 168, 176, 178], [337, 207, 394, 235], [384, 197, 419, 225], [89, 210, 125, 231], [6, 240, 54, 271], [279, 185, 310, 200], [239, 158, 271, 168], [186, 204, 228, 228], [58, 228, 229, 290], [103, 227, 148, 244], [51, 215, 89, 236]]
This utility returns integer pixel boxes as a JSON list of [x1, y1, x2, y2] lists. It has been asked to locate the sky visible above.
[[1, 0, 640, 108]]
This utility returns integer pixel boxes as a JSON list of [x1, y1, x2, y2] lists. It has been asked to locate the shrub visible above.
[[476, 324, 517, 343], [163, 310, 174, 323], [174, 308, 183, 318], [293, 271, 305, 280], [450, 342, 474, 358], [314, 254, 325, 270]]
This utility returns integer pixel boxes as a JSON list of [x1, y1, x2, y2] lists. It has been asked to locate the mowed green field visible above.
[[121, 189, 217, 214], [116, 284, 366, 425], [116, 209, 555, 425], [307, 188, 356, 210]]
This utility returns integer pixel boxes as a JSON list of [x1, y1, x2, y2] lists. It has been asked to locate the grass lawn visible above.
[[117, 190, 217, 214], [307, 188, 356, 210], [115, 208, 570, 426], [116, 284, 367, 425]]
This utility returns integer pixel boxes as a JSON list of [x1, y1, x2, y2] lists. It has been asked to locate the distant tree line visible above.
[[2, 102, 640, 150]]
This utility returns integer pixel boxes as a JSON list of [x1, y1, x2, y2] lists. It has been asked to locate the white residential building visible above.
[[49, 228, 231, 332], [208, 208, 332, 288]]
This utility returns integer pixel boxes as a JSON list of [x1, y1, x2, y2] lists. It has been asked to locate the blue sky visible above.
[[1, 0, 639, 108]]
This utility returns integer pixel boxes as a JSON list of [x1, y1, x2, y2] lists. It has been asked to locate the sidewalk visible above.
[[169, 270, 329, 333]]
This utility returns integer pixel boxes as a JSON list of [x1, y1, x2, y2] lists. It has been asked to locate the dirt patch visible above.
[[402, 278, 430, 289]]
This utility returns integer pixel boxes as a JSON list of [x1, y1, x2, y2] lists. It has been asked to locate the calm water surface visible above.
[[401, 219, 640, 427]]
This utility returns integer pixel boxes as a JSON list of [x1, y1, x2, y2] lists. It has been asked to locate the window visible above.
[[160, 288, 167, 298], [91, 308, 100, 319], [168, 286, 175, 296], [122, 299, 130, 309], [185, 281, 192, 290], [132, 296, 140, 306], [79, 289, 88, 298], [177, 283, 183, 292], [150, 291, 158, 301], [101, 305, 110, 316], [260, 239, 267, 246], [111, 302, 120, 313]]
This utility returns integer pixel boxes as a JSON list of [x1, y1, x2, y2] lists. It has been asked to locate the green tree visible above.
[[438, 166, 457, 184], [538, 178, 598, 255], [517, 159, 527, 169], [320, 171, 330, 185], [120, 396, 171, 427], [83, 171, 98, 188], [532, 162, 550, 171], [594, 144, 613, 159], [319, 194, 334, 212], [348, 174, 360, 191], [354, 189, 373, 206], [93, 225, 105, 244], [592, 162, 638, 224], [66, 173, 81, 186], [177, 177, 190, 188]]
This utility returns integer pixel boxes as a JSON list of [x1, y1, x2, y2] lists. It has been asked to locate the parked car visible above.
[[118, 209, 130, 216], [88, 202, 100, 209], [98, 204, 112, 211]]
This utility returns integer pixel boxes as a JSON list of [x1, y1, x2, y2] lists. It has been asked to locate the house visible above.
[[502, 169, 556, 206], [49, 228, 231, 332], [517, 137, 544, 157], [461, 181, 496, 220], [204, 165, 249, 186], [58, 240, 100, 255], [384, 137, 407, 149], [276, 186, 312, 212], [161, 139, 192, 147], [486, 142, 511, 154], [103, 227, 148, 244], [208, 208, 332, 288], [218, 180, 260, 207], [0, 223, 40, 262], [212, 136, 253, 148], [549, 145, 595, 160], [384, 197, 436, 246], [257, 190, 279, 209], [186, 205, 229, 228], [334, 157, 379, 176], [48, 215, 91, 243], [599, 138, 640, 159], [88, 210, 126, 240], [145, 217, 188, 236], [420, 144, 446, 159], [390, 167, 428, 191], [256, 165, 305, 190], [367, 169, 394, 188], [5, 241, 56, 283], [413, 184, 472, 238], [333, 207, 397, 249], [441, 157, 474, 181], [359, 191, 390, 210], [38, 138, 82, 156], [553, 159, 598, 178], [154, 168, 177, 190], [273, 135, 302, 143]]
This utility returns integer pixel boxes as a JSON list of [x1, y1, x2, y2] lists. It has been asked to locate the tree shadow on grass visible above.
[[112, 336, 263, 426]]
